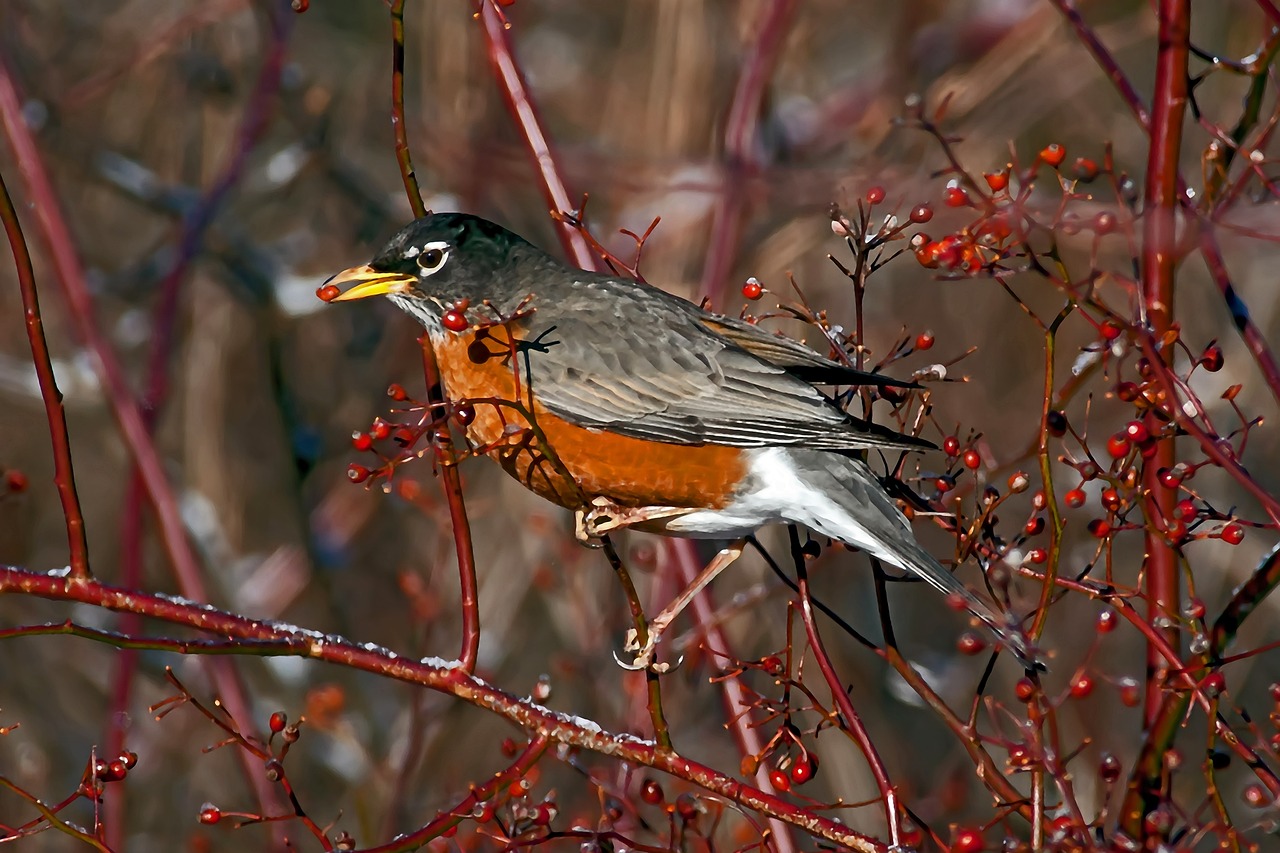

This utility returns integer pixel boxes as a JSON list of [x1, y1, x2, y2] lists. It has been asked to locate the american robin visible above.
[[324, 213, 1034, 668]]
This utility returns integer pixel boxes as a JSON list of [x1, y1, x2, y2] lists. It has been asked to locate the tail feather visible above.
[[781, 449, 1041, 669]]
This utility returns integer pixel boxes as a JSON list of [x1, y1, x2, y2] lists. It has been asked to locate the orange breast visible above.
[[431, 325, 746, 511]]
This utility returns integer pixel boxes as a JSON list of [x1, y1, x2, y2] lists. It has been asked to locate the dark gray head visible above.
[[326, 213, 551, 330]]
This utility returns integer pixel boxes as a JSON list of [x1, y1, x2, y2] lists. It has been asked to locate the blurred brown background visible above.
[[2, 0, 1279, 849]]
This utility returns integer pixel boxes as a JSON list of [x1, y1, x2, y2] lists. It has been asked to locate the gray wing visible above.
[[518, 275, 930, 452], [697, 314, 919, 388]]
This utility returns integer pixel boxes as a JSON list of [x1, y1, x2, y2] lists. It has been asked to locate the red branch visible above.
[[0, 172, 90, 579], [0, 564, 888, 853], [477, 3, 598, 270], [699, 0, 798, 305], [1138, 1, 1189, 744]]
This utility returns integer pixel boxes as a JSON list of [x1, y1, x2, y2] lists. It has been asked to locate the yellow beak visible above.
[[325, 264, 417, 301]]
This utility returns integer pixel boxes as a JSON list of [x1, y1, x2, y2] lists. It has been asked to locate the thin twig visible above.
[[0, 170, 90, 580]]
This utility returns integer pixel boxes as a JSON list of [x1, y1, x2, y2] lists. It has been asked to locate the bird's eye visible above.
[[416, 242, 449, 276]]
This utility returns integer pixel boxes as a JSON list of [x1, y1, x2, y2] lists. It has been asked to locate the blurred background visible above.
[[2, 0, 1279, 849]]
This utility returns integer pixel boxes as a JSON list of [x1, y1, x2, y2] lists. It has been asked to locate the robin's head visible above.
[[325, 213, 545, 332]]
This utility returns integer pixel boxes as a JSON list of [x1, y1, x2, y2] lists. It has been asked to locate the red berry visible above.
[[1087, 519, 1111, 538], [1173, 499, 1197, 521], [865, 186, 886, 205], [1101, 320, 1122, 341], [1093, 212, 1116, 234], [790, 754, 817, 784], [454, 403, 476, 426], [1014, 677, 1036, 701], [442, 309, 469, 332], [1203, 671, 1227, 697], [768, 767, 791, 792], [6, 470, 29, 492], [1157, 467, 1182, 489], [1070, 674, 1095, 698], [1064, 488, 1086, 509], [962, 449, 981, 470], [1101, 488, 1121, 511], [1028, 548, 1047, 564], [742, 278, 763, 300], [1039, 143, 1066, 167], [944, 186, 969, 207], [199, 804, 222, 825], [984, 171, 1009, 192], [1123, 421, 1149, 444], [1106, 433, 1130, 458], [942, 435, 961, 457], [1032, 489, 1047, 510], [1096, 610, 1118, 633], [316, 283, 341, 302], [387, 383, 408, 401], [957, 632, 987, 655], [935, 475, 955, 493], [269, 712, 287, 733], [103, 759, 128, 781], [953, 827, 985, 853], [1007, 471, 1029, 493], [675, 793, 698, 820], [1221, 522, 1245, 545], [371, 420, 392, 441], [1200, 343, 1224, 372], [760, 655, 784, 675], [1118, 677, 1141, 706], [346, 464, 371, 484], [915, 331, 935, 350], [351, 431, 373, 452], [532, 802, 556, 826], [1024, 516, 1044, 536], [639, 778, 664, 804], [909, 204, 934, 223], [1046, 410, 1067, 436], [1100, 753, 1122, 782], [121, 751, 138, 769], [501, 737, 518, 757], [1072, 157, 1099, 181]]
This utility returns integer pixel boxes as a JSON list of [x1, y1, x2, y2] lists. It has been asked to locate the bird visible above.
[[323, 212, 1035, 669]]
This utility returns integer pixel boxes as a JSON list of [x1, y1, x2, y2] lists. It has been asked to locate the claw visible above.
[[575, 498, 691, 544], [612, 628, 679, 673]]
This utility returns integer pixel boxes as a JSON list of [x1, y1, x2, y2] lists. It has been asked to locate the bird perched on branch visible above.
[[324, 213, 1035, 669]]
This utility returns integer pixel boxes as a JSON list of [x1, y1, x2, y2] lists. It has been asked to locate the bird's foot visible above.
[[574, 498, 689, 543], [614, 627, 682, 674]]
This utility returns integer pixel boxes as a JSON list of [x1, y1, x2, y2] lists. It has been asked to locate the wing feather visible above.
[[512, 274, 930, 452]]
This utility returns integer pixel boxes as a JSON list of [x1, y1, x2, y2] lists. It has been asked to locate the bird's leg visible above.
[[575, 497, 691, 543], [619, 540, 745, 672]]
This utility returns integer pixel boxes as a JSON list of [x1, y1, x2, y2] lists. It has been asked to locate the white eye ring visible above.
[[417, 241, 450, 276]]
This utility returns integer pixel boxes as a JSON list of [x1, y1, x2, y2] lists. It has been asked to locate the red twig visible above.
[[476, 3, 597, 270], [0, 564, 888, 853], [356, 736, 548, 853], [1138, 1, 1188, 750], [421, 340, 481, 673], [386, 0, 481, 672], [390, 0, 427, 219], [787, 528, 902, 847], [667, 539, 797, 853], [0, 171, 90, 580], [698, 0, 798, 305]]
